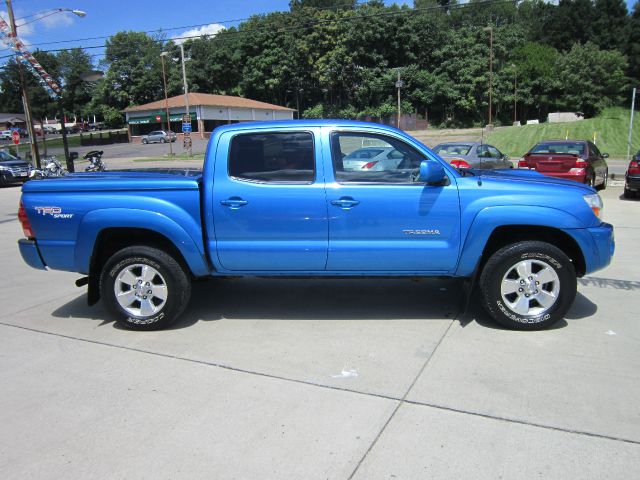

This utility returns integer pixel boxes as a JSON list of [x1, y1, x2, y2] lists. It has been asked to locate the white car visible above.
[[1, 130, 15, 140]]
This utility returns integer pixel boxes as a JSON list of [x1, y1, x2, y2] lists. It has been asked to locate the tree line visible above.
[[0, 0, 639, 128]]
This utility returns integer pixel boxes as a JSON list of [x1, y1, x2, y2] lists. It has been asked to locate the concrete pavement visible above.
[[0, 184, 638, 479]]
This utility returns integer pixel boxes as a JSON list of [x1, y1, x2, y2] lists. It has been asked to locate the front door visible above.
[[325, 130, 461, 272], [212, 129, 328, 271]]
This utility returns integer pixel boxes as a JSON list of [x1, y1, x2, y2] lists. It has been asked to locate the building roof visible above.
[[0, 113, 26, 123], [123, 93, 295, 113]]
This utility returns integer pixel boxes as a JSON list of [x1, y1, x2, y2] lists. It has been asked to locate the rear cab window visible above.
[[228, 132, 315, 184]]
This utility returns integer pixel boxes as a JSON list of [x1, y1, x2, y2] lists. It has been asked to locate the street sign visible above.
[[395, 80, 404, 89], [155, 115, 161, 122], [11, 130, 20, 145], [182, 123, 192, 133], [182, 114, 191, 124]]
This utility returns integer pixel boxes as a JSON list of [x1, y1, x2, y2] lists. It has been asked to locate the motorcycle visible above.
[[29, 155, 67, 179], [84, 150, 106, 172]]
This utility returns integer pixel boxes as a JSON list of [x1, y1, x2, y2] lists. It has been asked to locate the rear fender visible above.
[[75, 208, 210, 277]]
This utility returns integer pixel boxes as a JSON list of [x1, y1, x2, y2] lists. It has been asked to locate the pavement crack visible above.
[[347, 316, 458, 479], [2, 318, 639, 452]]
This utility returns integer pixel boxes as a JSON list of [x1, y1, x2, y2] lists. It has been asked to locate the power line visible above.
[[0, 0, 519, 64], [3, 0, 518, 52]]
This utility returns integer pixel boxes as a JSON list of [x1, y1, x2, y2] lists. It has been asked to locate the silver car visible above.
[[342, 147, 410, 171], [141, 130, 177, 144], [432, 142, 512, 170]]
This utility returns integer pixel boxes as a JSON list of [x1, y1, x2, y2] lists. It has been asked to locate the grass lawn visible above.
[[36, 135, 81, 150], [487, 107, 640, 158]]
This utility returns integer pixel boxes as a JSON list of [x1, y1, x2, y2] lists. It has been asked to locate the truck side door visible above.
[[324, 129, 461, 272], [211, 129, 328, 271]]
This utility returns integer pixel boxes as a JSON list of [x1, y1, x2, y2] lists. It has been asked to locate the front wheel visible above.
[[160, 138, 166, 143], [100, 246, 192, 330], [479, 241, 577, 330]]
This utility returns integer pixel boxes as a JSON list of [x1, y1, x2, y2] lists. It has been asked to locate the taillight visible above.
[[518, 159, 529, 168], [361, 161, 378, 169], [18, 201, 35, 238], [574, 159, 588, 168], [450, 159, 470, 169], [629, 161, 640, 174]]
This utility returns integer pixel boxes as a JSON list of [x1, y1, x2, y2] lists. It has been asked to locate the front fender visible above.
[[74, 208, 210, 276], [455, 205, 585, 276]]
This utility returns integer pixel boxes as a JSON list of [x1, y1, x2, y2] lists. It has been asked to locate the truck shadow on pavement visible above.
[[53, 277, 601, 331]]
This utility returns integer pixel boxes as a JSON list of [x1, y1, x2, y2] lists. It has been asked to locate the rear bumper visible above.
[[536, 171, 587, 183], [625, 174, 640, 190], [18, 239, 47, 270]]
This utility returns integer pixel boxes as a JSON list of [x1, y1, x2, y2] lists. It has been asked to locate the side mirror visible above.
[[602, 153, 609, 159], [419, 160, 446, 184]]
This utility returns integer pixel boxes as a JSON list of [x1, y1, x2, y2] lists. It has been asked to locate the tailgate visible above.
[[524, 154, 578, 173]]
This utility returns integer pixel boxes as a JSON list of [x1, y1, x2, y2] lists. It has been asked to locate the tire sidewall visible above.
[[482, 244, 576, 329], [101, 249, 189, 330]]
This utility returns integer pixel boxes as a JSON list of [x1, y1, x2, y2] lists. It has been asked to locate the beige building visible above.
[[123, 93, 295, 141]]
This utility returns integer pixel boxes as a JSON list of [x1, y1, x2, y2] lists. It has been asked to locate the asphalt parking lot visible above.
[[0, 183, 638, 478]]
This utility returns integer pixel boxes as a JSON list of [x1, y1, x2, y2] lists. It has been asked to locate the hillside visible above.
[[486, 108, 640, 159]]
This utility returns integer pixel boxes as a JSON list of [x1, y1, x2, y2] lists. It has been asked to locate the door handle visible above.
[[331, 197, 360, 208], [220, 197, 248, 208]]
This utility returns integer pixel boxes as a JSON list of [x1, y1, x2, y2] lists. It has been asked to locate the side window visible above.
[[228, 132, 315, 184], [588, 143, 597, 158], [487, 146, 502, 158], [331, 132, 425, 184]]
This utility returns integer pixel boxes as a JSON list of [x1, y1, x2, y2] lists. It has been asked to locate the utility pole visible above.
[[6, 0, 40, 168], [179, 43, 192, 157], [483, 26, 493, 128], [628, 87, 637, 162], [160, 52, 173, 156], [395, 70, 403, 129], [513, 64, 517, 125]]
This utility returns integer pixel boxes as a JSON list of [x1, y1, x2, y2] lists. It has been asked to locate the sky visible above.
[[0, 0, 638, 68]]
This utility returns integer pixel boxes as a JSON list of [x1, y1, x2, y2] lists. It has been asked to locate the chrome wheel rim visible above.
[[500, 259, 560, 316], [114, 264, 168, 317]]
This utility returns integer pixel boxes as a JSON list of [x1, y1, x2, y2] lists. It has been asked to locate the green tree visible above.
[[555, 42, 628, 116]]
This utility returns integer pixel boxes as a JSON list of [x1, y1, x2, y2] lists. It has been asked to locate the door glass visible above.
[[487, 146, 501, 158], [331, 132, 424, 184], [229, 132, 314, 184]]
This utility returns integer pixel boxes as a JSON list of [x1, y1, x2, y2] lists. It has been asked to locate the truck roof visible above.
[[213, 119, 403, 133]]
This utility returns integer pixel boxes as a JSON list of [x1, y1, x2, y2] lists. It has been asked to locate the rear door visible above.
[[324, 129, 461, 272], [211, 128, 328, 271]]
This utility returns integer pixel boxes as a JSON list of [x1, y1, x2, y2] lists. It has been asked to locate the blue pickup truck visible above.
[[17, 120, 614, 330]]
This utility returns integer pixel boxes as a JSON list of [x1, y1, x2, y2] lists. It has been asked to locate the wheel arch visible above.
[[86, 226, 204, 306], [479, 225, 586, 278]]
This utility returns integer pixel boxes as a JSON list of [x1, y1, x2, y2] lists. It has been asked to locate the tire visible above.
[[624, 187, 636, 199], [160, 138, 166, 143], [595, 170, 607, 191], [142, 139, 148, 144], [479, 241, 577, 330], [100, 246, 191, 330], [587, 175, 595, 188]]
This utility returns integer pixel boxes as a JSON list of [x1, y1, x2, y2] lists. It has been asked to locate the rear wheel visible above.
[[160, 138, 166, 143], [142, 139, 148, 144], [100, 246, 191, 330], [480, 241, 576, 330]]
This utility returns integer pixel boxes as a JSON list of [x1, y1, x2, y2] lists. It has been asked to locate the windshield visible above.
[[434, 144, 472, 156], [530, 143, 585, 155], [0, 151, 19, 162]]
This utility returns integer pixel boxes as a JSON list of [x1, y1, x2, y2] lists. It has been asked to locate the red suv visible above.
[[624, 150, 640, 198], [518, 140, 608, 190]]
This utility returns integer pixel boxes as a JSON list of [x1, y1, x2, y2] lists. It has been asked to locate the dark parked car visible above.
[[518, 140, 608, 190], [624, 150, 640, 199], [0, 151, 31, 186], [432, 142, 512, 169]]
